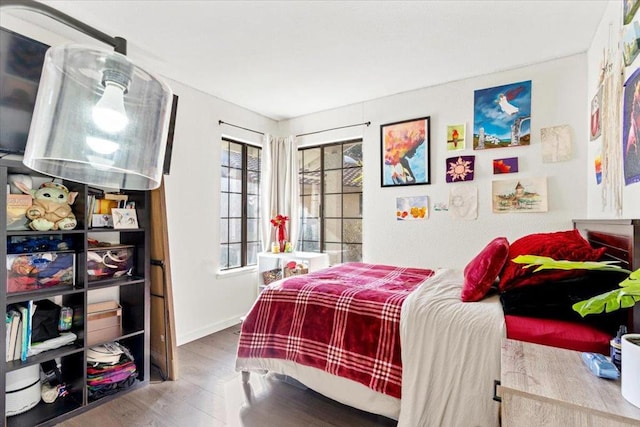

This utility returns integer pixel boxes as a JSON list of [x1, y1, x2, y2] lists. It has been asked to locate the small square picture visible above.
[[112, 208, 139, 229]]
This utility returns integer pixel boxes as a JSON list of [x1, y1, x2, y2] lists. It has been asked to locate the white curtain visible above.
[[260, 134, 300, 252]]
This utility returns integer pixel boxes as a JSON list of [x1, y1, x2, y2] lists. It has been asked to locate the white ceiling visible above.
[[5, 0, 608, 121]]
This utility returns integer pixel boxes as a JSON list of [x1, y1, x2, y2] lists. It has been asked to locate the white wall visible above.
[[283, 54, 591, 270], [587, 0, 640, 218], [162, 79, 277, 345]]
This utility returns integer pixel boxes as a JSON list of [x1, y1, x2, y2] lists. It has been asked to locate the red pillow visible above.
[[498, 229, 606, 292], [505, 315, 611, 355], [461, 237, 510, 302]]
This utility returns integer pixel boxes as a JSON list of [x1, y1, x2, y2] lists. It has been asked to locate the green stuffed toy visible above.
[[15, 181, 78, 231]]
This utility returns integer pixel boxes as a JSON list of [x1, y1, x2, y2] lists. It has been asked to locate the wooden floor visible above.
[[57, 325, 397, 426]]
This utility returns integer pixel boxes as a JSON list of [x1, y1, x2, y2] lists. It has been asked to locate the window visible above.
[[220, 138, 261, 270], [298, 140, 363, 265]]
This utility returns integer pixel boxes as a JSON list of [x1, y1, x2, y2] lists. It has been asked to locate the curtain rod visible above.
[[218, 120, 371, 138], [296, 121, 370, 137], [218, 120, 265, 135]]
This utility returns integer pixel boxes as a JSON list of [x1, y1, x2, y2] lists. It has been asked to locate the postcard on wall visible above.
[[381, 117, 431, 187], [446, 124, 465, 151], [112, 208, 139, 229], [449, 185, 477, 220], [624, 0, 640, 25], [541, 125, 572, 163], [396, 196, 428, 220], [493, 157, 518, 174], [473, 80, 532, 149], [492, 177, 548, 213], [622, 68, 640, 185], [590, 86, 602, 141], [446, 156, 475, 182]]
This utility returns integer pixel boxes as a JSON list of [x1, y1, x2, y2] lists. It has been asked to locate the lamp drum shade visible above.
[[23, 44, 173, 190]]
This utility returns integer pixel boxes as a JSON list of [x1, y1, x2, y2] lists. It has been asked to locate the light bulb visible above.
[[86, 136, 120, 154], [92, 81, 129, 132]]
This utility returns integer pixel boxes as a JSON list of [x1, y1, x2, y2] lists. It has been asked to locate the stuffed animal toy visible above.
[[15, 181, 78, 231]]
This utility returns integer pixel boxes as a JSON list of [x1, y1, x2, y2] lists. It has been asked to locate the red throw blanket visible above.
[[237, 262, 434, 398]]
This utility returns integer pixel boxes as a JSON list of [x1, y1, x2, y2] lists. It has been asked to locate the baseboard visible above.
[[177, 315, 242, 346]]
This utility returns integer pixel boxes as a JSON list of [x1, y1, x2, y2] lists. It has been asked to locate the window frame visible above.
[[219, 137, 261, 271], [298, 139, 363, 264]]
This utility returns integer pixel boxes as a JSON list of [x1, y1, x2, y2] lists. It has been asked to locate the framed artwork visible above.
[[623, 20, 640, 67], [446, 155, 475, 182], [622, 67, 640, 185], [446, 124, 465, 150], [624, 0, 640, 25], [473, 80, 532, 149], [541, 125, 572, 163], [493, 157, 519, 174], [449, 185, 478, 220], [381, 116, 431, 187], [112, 208, 139, 229], [396, 196, 428, 220], [492, 177, 548, 213]]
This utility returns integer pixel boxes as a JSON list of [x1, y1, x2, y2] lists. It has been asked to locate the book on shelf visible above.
[[6, 193, 32, 230], [6, 310, 20, 361], [105, 192, 129, 208]]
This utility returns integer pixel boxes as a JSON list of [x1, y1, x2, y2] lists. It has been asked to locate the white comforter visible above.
[[398, 269, 505, 427]]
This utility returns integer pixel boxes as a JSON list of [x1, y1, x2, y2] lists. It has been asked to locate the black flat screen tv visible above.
[[0, 26, 49, 155]]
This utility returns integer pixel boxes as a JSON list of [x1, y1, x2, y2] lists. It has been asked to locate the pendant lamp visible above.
[[2, 0, 173, 190]]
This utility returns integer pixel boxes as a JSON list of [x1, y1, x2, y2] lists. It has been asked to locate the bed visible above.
[[236, 219, 639, 426]]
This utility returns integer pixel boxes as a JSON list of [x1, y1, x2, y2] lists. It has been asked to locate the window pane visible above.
[[247, 195, 259, 218], [220, 219, 229, 243], [324, 194, 341, 218], [228, 243, 241, 268], [247, 171, 260, 195], [247, 218, 259, 241], [343, 142, 362, 166], [229, 168, 242, 193], [220, 193, 229, 217], [247, 146, 261, 172], [302, 195, 320, 218], [228, 142, 243, 168], [247, 242, 260, 265], [302, 148, 321, 172], [343, 194, 362, 217], [325, 218, 342, 242], [300, 171, 321, 196], [343, 218, 362, 244], [229, 193, 242, 217], [300, 217, 320, 241], [343, 167, 363, 193], [229, 218, 242, 243], [344, 243, 362, 263], [324, 144, 342, 170], [302, 240, 321, 253], [221, 140, 230, 166], [220, 167, 230, 192], [324, 170, 342, 194], [325, 242, 342, 265], [220, 245, 229, 269]]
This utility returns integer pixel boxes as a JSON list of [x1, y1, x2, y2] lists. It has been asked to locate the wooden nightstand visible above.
[[499, 339, 640, 426]]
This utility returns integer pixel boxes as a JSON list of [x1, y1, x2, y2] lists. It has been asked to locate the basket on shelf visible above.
[[262, 268, 282, 285], [284, 266, 309, 278]]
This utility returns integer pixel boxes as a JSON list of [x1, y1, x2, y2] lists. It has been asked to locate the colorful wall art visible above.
[[493, 157, 519, 174], [396, 196, 429, 220], [446, 124, 466, 150], [473, 80, 532, 149], [541, 125, 572, 163], [381, 117, 431, 187], [622, 67, 640, 185], [492, 177, 548, 213], [446, 155, 475, 182]]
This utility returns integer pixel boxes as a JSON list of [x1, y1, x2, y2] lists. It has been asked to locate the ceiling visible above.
[[4, 1, 608, 121]]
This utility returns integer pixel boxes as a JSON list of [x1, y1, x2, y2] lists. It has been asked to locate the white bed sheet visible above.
[[236, 268, 505, 425]]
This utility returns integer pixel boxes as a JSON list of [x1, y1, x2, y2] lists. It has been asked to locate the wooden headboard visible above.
[[573, 219, 640, 333]]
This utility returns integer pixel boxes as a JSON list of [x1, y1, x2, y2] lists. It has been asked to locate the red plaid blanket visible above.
[[237, 262, 434, 398]]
